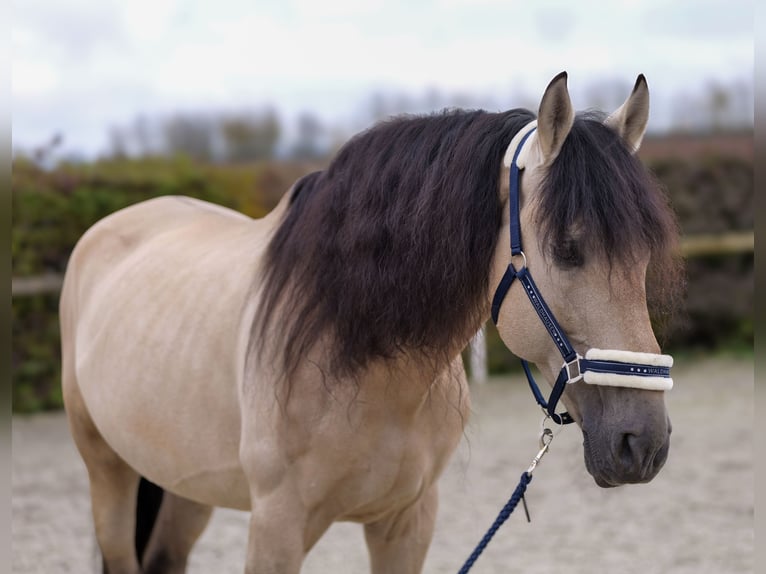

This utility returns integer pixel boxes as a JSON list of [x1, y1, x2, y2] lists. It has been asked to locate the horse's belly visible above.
[[75, 304, 254, 508], [68, 196, 270, 510], [79, 352, 252, 509]]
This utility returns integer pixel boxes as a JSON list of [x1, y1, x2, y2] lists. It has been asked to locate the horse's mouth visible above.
[[582, 430, 621, 488], [582, 428, 670, 488]]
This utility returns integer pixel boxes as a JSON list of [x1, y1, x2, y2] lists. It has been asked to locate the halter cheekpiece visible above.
[[491, 121, 673, 425]]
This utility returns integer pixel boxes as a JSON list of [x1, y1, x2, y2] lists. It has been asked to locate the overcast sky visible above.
[[12, 0, 753, 157]]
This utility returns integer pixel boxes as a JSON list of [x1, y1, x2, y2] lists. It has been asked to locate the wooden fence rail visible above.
[[678, 230, 753, 258], [11, 274, 65, 297]]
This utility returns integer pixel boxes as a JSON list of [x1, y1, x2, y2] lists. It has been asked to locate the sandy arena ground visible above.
[[12, 355, 752, 573]]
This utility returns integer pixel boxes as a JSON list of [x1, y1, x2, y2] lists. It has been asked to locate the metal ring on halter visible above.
[[540, 414, 564, 441], [512, 250, 527, 270]]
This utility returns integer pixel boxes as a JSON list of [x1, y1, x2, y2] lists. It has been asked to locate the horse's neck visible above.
[[371, 356, 463, 404], [275, 350, 467, 420]]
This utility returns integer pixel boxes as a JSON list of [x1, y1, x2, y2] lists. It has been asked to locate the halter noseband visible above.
[[491, 121, 673, 425]]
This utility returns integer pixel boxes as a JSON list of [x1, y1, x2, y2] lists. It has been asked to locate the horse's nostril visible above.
[[650, 435, 671, 473], [619, 433, 640, 468], [615, 430, 670, 481], [584, 426, 669, 487]]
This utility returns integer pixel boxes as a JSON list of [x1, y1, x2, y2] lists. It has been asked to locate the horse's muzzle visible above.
[[583, 418, 672, 487]]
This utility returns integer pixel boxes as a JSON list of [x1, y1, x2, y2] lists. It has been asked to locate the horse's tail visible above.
[[134, 477, 165, 566]]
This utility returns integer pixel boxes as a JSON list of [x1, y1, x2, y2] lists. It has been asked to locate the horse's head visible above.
[[491, 73, 679, 487]]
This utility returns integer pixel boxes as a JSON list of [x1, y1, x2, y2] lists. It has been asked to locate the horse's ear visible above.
[[537, 71, 575, 164], [605, 75, 650, 153]]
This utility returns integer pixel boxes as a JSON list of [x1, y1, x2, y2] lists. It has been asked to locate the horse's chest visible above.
[[338, 442, 434, 521], [313, 410, 463, 522], [241, 366, 469, 524]]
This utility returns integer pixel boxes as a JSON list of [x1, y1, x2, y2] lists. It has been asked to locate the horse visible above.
[[60, 72, 681, 574]]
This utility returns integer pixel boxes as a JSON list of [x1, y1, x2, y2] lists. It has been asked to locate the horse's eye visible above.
[[554, 239, 584, 268]]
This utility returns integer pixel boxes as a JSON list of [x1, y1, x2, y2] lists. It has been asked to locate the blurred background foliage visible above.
[[11, 107, 753, 412]]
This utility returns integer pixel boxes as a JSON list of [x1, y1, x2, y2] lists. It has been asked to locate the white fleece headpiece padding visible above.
[[583, 348, 674, 391], [503, 120, 538, 169]]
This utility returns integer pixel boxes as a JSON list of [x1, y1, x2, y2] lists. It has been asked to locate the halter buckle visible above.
[[563, 355, 583, 384]]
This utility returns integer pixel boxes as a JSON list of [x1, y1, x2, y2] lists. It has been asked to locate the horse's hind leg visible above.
[[141, 492, 213, 574], [65, 385, 142, 574], [363, 485, 439, 574], [62, 287, 144, 573]]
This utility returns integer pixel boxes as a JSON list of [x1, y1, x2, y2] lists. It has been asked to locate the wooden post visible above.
[[470, 325, 488, 384]]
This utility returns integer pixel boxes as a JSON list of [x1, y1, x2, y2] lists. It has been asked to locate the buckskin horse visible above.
[[61, 72, 681, 573]]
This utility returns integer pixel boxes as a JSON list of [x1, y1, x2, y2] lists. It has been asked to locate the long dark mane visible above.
[[254, 109, 536, 380], [537, 111, 682, 329]]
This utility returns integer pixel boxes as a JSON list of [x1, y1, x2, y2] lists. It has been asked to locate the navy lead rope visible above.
[[458, 425, 554, 573], [457, 472, 532, 574]]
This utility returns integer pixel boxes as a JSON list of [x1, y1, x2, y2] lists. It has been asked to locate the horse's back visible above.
[[65, 196, 251, 296], [61, 195, 284, 509]]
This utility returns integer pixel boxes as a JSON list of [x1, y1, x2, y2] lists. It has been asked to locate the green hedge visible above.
[[11, 152, 752, 412]]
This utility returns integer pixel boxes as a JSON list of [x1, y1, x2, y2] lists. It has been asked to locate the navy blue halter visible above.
[[490, 127, 671, 425]]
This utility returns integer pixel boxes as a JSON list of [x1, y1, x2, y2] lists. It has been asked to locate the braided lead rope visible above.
[[457, 425, 556, 573], [457, 471, 533, 574]]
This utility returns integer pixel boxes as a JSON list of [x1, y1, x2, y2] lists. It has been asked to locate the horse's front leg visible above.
[[245, 495, 304, 574], [244, 481, 335, 574], [364, 484, 439, 574]]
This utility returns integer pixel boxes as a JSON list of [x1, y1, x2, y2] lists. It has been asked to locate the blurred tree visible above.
[[108, 127, 129, 158], [107, 115, 157, 158], [163, 114, 215, 161], [671, 80, 752, 134], [708, 83, 731, 132], [328, 128, 349, 155], [583, 78, 630, 115], [132, 114, 155, 156], [290, 112, 324, 159], [368, 91, 388, 122], [729, 79, 754, 128], [220, 109, 281, 163], [423, 86, 442, 112], [30, 133, 63, 169]]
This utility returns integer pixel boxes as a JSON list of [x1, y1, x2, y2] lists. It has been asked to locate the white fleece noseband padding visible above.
[[582, 348, 674, 391]]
